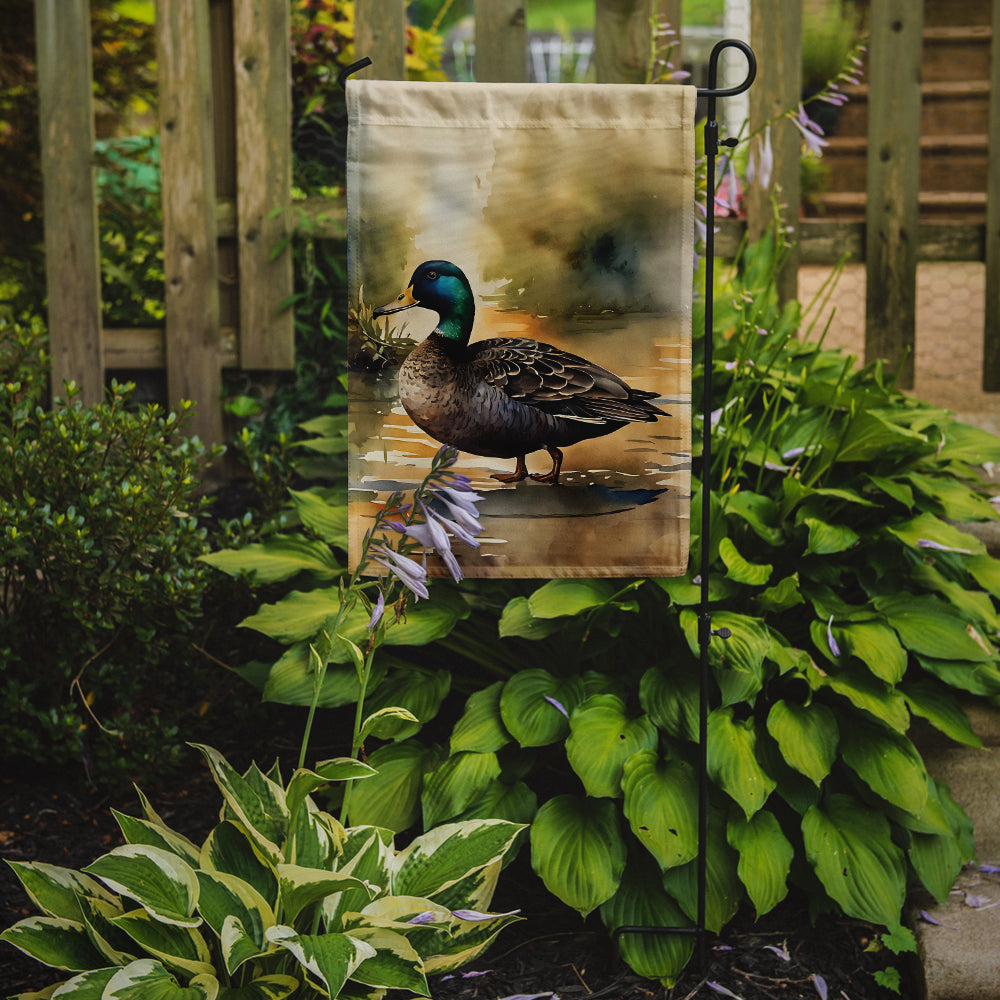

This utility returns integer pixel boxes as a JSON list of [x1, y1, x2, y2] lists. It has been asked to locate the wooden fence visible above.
[[33, 0, 1000, 445]]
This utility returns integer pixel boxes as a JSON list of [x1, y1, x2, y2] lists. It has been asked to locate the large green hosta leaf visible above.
[[660, 810, 741, 933], [680, 610, 771, 706], [621, 751, 699, 871], [499, 670, 585, 747], [838, 718, 929, 816], [346, 740, 442, 832], [600, 853, 694, 987], [530, 795, 626, 917], [288, 487, 349, 548], [765, 700, 838, 786], [199, 535, 341, 584], [832, 621, 907, 684], [103, 959, 218, 1000], [874, 593, 996, 662], [707, 708, 775, 818], [639, 664, 699, 743], [566, 695, 658, 798], [886, 511, 985, 557], [450, 681, 511, 754], [527, 579, 618, 617], [362, 667, 451, 741], [900, 680, 982, 748], [802, 793, 906, 926], [421, 751, 502, 828], [727, 810, 793, 918], [718, 536, 772, 586]]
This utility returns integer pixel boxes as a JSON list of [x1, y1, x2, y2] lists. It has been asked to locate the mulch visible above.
[[1, 745, 912, 1000]]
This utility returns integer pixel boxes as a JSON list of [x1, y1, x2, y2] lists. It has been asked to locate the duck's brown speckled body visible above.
[[374, 261, 665, 484]]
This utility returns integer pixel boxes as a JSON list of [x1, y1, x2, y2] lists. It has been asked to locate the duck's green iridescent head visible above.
[[373, 260, 475, 343]]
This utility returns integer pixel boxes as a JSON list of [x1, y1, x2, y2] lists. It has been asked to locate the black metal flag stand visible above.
[[341, 37, 758, 974]]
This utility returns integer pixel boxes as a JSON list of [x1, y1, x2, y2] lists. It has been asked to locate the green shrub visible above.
[[1, 744, 524, 997], [0, 317, 220, 783]]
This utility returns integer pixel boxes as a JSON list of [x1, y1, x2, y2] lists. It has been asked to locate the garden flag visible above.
[[347, 80, 696, 578]]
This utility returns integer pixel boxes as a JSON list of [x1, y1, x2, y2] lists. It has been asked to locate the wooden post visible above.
[[594, 0, 652, 84], [746, 0, 801, 305], [233, 0, 294, 369], [983, 0, 1000, 390], [864, 0, 923, 389], [34, 0, 104, 405], [354, 0, 406, 80], [157, 0, 223, 444], [474, 0, 526, 83]]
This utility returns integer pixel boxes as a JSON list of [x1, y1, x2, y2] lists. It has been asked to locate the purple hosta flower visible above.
[[544, 695, 569, 718], [706, 983, 742, 999], [811, 974, 828, 1000], [405, 501, 464, 581], [407, 911, 438, 925], [747, 124, 774, 190], [441, 970, 493, 982], [427, 482, 484, 544], [715, 157, 741, 216], [451, 908, 521, 921], [919, 909, 958, 929], [979, 864, 1000, 874], [367, 590, 385, 631], [370, 544, 429, 600], [827, 615, 841, 657], [763, 944, 790, 962], [917, 538, 973, 555], [792, 104, 829, 156]]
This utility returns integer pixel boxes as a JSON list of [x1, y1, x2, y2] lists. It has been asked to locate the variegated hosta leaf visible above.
[[499, 669, 585, 747], [112, 810, 202, 868], [0, 916, 107, 971], [190, 745, 287, 863], [391, 820, 524, 901], [195, 870, 274, 974], [661, 811, 742, 934], [599, 854, 694, 987], [265, 925, 376, 998], [565, 695, 658, 799], [102, 958, 218, 999], [276, 864, 376, 925], [4, 861, 118, 922], [765, 700, 838, 786], [200, 822, 278, 910], [213, 974, 299, 1000], [345, 926, 429, 995], [802, 793, 906, 926], [726, 810, 793, 917], [77, 894, 136, 966], [621, 751, 699, 871], [110, 908, 214, 979], [529, 795, 626, 917], [706, 707, 776, 818], [422, 906, 522, 975], [46, 965, 118, 997], [323, 829, 393, 931], [425, 859, 501, 916], [285, 760, 376, 824], [219, 915, 270, 980], [421, 751, 502, 829], [288, 802, 344, 870], [83, 845, 200, 928], [450, 681, 511, 754]]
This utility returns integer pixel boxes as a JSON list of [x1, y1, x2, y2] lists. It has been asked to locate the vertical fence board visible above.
[[865, 0, 923, 389], [474, 0, 526, 82], [594, 0, 651, 83], [355, 0, 406, 80], [157, 0, 223, 444], [34, 0, 103, 405], [747, 0, 801, 304], [233, 0, 294, 369], [984, 0, 1000, 390]]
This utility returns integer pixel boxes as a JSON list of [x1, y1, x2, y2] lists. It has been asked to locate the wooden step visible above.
[[822, 134, 988, 193], [813, 190, 987, 222], [832, 80, 991, 138], [922, 25, 992, 82]]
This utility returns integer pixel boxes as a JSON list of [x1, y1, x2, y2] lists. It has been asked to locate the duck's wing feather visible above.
[[467, 337, 665, 423]]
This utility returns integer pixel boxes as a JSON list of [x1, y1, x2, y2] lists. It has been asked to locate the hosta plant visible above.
[[1, 744, 523, 999], [342, 234, 1000, 984]]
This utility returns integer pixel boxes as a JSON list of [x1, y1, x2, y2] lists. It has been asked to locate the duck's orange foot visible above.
[[492, 456, 528, 483], [528, 446, 563, 485]]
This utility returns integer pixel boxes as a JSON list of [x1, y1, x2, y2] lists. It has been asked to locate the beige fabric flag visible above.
[[347, 80, 695, 578]]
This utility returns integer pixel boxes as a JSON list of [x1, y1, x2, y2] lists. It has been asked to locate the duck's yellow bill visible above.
[[373, 285, 417, 316]]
